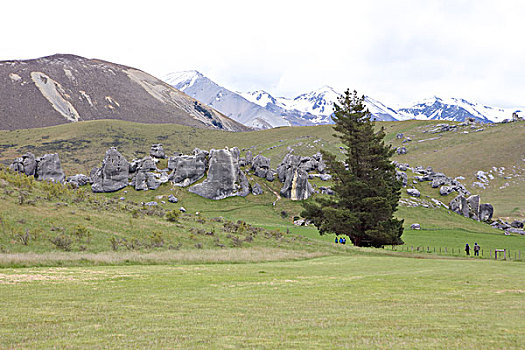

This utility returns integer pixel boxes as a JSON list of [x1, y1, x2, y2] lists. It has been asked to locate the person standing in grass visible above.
[[474, 243, 480, 256], [465, 243, 470, 256], [335, 236, 338, 244]]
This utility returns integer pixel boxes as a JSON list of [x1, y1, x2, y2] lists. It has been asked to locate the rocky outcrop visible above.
[[479, 203, 494, 222], [406, 189, 420, 197], [189, 147, 249, 200], [10, 152, 37, 176], [276, 152, 314, 200], [251, 154, 274, 181], [66, 174, 91, 188], [449, 194, 492, 222], [168, 149, 207, 187], [91, 147, 129, 193], [251, 183, 263, 195], [150, 144, 165, 159], [35, 153, 65, 183], [396, 171, 408, 187], [130, 156, 168, 191]]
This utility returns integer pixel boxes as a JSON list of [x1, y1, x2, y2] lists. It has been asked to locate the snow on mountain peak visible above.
[[163, 70, 203, 91], [240, 90, 277, 108]]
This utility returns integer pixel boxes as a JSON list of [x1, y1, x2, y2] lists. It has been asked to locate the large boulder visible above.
[[66, 174, 91, 188], [280, 167, 314, 200], [245, 150, 253, 166], [35, 154, 65, 183], [150, 144, 165, 159], [10, 152, 37, 176], [251, 154, 271, 179], [168, 149, 207, 187], [130, 156, 167, 191], [406, 188, 420, 197], [479, 203, 494, 222], [466, 195, 480, 220], [276, 152, 314, 200], [189, 147, 249, 200], [91, 148, 129, 193], [449, 195, 469, 217], [251, 183, 263, 196], [439, 186, 454, 196]]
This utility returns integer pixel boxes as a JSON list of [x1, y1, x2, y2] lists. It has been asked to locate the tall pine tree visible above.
[[302, 90, 403, 247]]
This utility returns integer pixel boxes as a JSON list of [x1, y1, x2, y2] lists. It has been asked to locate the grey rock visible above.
[[179, 207, 186, 213], [189, 147, 249, 200], [168, 194, 178, 203], [396, 171, 408, 187], [245, 150, 253, 166], [506, 228, 525, 235], [120, 197, 125, 201], [396, 133, 404, 139], [251, 154, 271, 179], [406, 188, 420, 197], [280, 167, 314, 200], [449, 195, 469, 217], [150, 144, 165, 159], [10, 152, 37, 176], [479, 203, 494, 222], [251, 183, 263, 195], [439, 186, 454, 196], [410, 223, 421, 230], [144, 201, 158, 206], [466, 195, 480, 220], [66, 174, 91, 188], [511, 220, 524, 229], [91, 147, 129, 193], [396, 147, 407, 155], [169, 150, 207, 187], [319, 186, 334, 195], [35, 153, 65, 183]]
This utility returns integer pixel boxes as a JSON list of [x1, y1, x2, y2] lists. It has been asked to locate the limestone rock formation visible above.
[[251, 183, 263, 195], [251, 154, 271, 179], [479, 203, 494, 222], [168, 149, 207, 187], [406, 188, 420, 197], [91, 147, 129, 193], [35, 153, 65, 183], [66, 174, 91, 188], [10, 153, 37, 176], [150, 144, 165, 159], [168, 194, 178, 203], [396, 171, 408, 187], [189, 147, 249, 200], [280, 167, 314, 200]]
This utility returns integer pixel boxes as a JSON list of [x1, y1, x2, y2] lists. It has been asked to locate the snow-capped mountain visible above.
[[163, 70, 523, 128], [163, 71, 290, 129], [242, 87, 400, 123], [398, 96, 523, 123]]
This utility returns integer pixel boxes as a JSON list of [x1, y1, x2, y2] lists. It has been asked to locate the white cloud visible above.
[[1, 0, 524, 107]]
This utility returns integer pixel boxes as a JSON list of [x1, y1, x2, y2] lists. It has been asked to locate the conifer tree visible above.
[[301, 90, 403, 247]]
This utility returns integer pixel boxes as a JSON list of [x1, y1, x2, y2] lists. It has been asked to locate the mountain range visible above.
[[0, 54, 248, 131], [164, 70, 523, 128]]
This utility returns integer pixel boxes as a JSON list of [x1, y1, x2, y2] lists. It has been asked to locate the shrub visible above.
[[166, 210, 180, 222], [50, 234, 73, 251]]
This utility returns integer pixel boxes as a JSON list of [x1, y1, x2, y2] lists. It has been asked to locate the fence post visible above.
[[490, 249, 492, 259], [519, 251, 521, 260], [482, 249, 483, 257]]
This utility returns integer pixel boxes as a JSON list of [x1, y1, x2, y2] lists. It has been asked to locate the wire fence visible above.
[[385, 245, 523, 261]]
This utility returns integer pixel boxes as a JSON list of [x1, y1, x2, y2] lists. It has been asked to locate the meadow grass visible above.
[[0, 255, 523, 349]]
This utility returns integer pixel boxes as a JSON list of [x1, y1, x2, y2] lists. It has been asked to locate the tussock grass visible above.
[[0, 248, 330, 268]]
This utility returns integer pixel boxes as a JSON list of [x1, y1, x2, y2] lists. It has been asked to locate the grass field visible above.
[[1, 255, 524, 349]]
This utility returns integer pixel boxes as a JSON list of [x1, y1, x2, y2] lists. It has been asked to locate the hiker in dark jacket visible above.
[[465, 243, 470, 256], [473, 243, 480, 256]]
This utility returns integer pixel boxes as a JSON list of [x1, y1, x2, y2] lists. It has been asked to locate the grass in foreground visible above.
[[0, 255, 523, 349]]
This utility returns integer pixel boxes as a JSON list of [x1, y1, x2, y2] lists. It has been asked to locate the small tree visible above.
[[302, 90, 403, 247]]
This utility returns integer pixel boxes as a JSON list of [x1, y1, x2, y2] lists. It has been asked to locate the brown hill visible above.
[[0, 54, 248, 132]]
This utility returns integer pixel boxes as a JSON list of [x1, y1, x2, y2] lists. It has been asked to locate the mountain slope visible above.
[[398, 97, 523, 123], [163, 71, 290, 129], [0, 54, 248, 132]]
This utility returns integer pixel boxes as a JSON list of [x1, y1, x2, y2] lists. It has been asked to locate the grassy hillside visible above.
[[0, 119, 523, 263], [0, 119, 523, 219]]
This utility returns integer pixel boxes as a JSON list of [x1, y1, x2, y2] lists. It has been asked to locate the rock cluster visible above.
[[189, 147, 249, 200], [276, 151, 317, 200], [10, 152, 65, 183]]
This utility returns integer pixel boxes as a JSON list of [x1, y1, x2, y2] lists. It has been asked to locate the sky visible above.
[[2, 0, 524, 108]]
